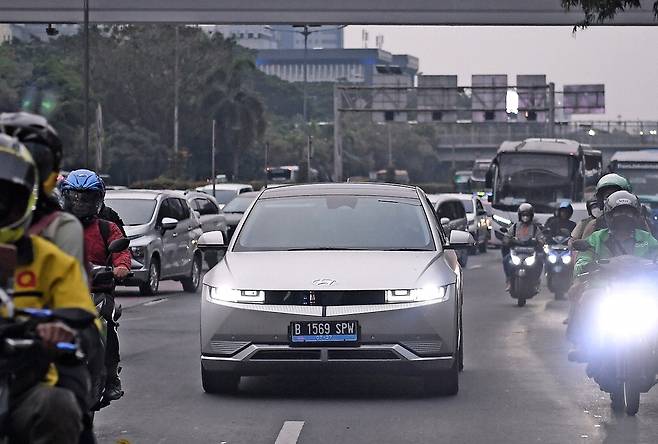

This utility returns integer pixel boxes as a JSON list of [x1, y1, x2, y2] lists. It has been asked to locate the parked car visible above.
[[196, 183, 254, 209], [428, 194, 469, 267], [184, 190, 228, 268], [198, 183, 472, 395], [220, 191, 260, 241], [455, 194, 490, 253], [105, 190, 204, 295]]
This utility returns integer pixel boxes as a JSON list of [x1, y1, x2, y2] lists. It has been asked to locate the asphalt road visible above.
[[95, 251, 658, 444]]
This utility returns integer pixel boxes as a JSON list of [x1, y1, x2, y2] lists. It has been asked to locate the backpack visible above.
[[98, 219, 113, 257]]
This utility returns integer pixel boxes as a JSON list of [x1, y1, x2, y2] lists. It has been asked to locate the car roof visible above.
[[196, 183, 252, 191], [497, 138, 585, 156], [105, 189, 178, 200], [426, 193, 468, 204], [259, 183, 419, 199], [611, 150, 658, 163]]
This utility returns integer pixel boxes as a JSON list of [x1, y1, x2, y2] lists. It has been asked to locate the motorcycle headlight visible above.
[[524, 255, 536, 266], [598, 290, 658, 338], [510, 254, 522, 266], [543, 245, 550, 254], [547, 254, 558, 264], [561, 255, 572, 265], [204, 285, 265, 304], [386, 285, 449, 303]]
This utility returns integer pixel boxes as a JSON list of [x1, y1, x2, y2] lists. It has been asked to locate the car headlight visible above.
[[561, 255, 572, 265], [385, 285, 449, 303], [547, 254, 558, 264], [493, 214, 512, 226], [510, 254, 522, 266], [130, 246, 146, 260], [598, 291, 658, 338], [204, 285, 265, 304], [524, 255, 536, 266]]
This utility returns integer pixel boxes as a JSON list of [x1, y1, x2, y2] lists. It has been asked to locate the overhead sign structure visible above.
[[516, 75, 547, 122], [1, 0, 657, 25], [417, 75, 458, 123], [471, 75, 508, 122], [563, 84, 605, 115]]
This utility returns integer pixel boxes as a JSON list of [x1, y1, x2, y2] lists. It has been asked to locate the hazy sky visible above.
[[344, 26, 658, 120]]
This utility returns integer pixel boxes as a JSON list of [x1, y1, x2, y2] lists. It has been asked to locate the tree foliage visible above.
[[562, 0, 658, 28]]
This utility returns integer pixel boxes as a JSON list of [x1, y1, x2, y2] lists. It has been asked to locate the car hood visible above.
[[203, 251, 455, 291], [124, 224, 152, 238]]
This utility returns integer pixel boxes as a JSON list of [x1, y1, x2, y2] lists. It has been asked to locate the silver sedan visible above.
[[198, 183, 472, 396]]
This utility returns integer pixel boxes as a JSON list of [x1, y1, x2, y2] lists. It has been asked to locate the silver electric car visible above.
[[198, 183, 472, 395]]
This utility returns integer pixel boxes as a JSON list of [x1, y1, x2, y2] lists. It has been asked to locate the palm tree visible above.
[[203, 60, 266, 180]]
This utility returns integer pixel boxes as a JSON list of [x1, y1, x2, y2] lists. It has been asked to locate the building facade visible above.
[[271, 25, 344, 49], [212, 25, 278, 50], [256, 48, 418, 85]]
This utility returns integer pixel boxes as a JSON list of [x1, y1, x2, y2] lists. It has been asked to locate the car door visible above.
[[167, 198, 191, 275], [194, 197, 225, 233], [452, 201, 468, 233], [155, 198, 179, 278], [176, 198, 201, 275]]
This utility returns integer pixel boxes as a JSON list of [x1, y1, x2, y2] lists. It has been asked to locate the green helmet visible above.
[[596, 173, 632, 193]]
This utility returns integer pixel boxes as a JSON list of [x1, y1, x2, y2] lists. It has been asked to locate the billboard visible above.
[[471, 75, 508, 122], [516, 75, 547, 122], [371, 67, 412, 123], [563, 84, 605, 115], [417, 75, 458, 123]]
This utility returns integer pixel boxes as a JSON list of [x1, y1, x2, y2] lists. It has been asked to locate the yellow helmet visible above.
[[0, 134, 38, 244]]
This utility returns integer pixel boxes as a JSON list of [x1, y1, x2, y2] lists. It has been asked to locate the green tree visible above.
[[562, 0, 658, 28]]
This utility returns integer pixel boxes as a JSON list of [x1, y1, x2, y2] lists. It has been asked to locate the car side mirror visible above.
[[572, 239, 592, 252], [440, 217, 450, 227], [446, 230, 475, 250], [108, 238, 130, 253], [161, 217, 178, 231], [197, 230, 227, 251]]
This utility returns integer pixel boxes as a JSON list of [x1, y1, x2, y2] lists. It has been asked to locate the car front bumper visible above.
[[200, 286, 458, 376]]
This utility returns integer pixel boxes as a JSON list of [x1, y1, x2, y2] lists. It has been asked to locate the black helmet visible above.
[[0, 112, 63, 193], [518, 203, 534, 222], [603, 190, 641, 237], [557, 201, 574, 219]]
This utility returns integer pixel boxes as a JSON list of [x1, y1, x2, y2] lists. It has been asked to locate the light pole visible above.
[[83, 0, 89, 167]]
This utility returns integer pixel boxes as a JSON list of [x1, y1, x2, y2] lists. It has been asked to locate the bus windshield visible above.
[[493, 153, 576, 212], [616, 166, 658, 196]]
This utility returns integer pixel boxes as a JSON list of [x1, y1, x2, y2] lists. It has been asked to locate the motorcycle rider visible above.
[[544, 201, 576, 239], [0, 134, 98, 444], [0, 112, 86, 267], [569, 191, 658, 361], [502, 203, 545, 291], [62, 169, 130, 401]]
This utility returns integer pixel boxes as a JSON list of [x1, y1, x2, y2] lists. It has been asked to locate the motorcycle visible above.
[[543, 229, 574, 300], [89, 237, 130, 410], [506, 238, 543, 307], [571, 240, 658, 416], [0, 244, 91, 441]]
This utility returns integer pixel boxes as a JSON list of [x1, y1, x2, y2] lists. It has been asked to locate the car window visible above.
[[157, 198, 176, 224], [461, 199, 474, 213], [437, 202, 457, 220], [239, 187, 252, 194], [176, 198, 191, 220], [423, 195, 446, 244], [476, 199, 485, 214], [195, 198, 219, 215], [105, 198, 156, 226], [453, 201, 467, 219]]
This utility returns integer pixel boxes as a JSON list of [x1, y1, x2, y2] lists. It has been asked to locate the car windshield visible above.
[[105, 198, 156, 226], [471, 164, 489, 181], [222, 195, 256, 213], [203, 189, 239, 205], [461, 199, 474, 213], [234, 195, 434, 252]]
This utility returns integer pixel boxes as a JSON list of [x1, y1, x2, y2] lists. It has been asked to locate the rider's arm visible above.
[[574, 232, 603, 276]]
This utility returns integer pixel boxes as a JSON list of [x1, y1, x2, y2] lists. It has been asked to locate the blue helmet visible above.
[[62, 169, 105, 221], [557, 201, 573, 219]]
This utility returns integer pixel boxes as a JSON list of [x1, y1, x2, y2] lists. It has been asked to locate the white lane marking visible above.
[[275, 421, 305, 444], [143, 298, 168, 306], [467, 264, 483, 270]]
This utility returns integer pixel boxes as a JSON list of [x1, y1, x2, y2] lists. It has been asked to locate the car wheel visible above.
[[517, 298, 526, 307], [182, 255, 202, 293], [201, 368, 240, 394], [424, 360, 459, 396], [458, 326, 464, 372], [139, 257, 160, 296]]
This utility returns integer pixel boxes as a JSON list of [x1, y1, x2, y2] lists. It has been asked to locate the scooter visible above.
[[571, 240, 658, 416], [0, 244, 91, 441], [543, 229, 573, 300], [507, 238, 543, 307], [89, 237, 130, 411]]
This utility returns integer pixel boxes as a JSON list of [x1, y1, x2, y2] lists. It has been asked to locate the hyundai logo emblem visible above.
[[312, 278, 336, 287]]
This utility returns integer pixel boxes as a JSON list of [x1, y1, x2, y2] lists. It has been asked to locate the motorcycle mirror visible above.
[[108, 238, 130, 254], [0, 244, 17, 288], [571, 239, 593, 252]]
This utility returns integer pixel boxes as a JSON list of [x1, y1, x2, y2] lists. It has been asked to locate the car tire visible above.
[[517, 298, 526, 307], [182, 255, 202, 293], [139, 257, 160, 296], [424, 360, 459, 397], [201, 368, 240, 394]]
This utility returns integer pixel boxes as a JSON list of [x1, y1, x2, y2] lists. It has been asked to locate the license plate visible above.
[[289, 320, 359, 344]]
